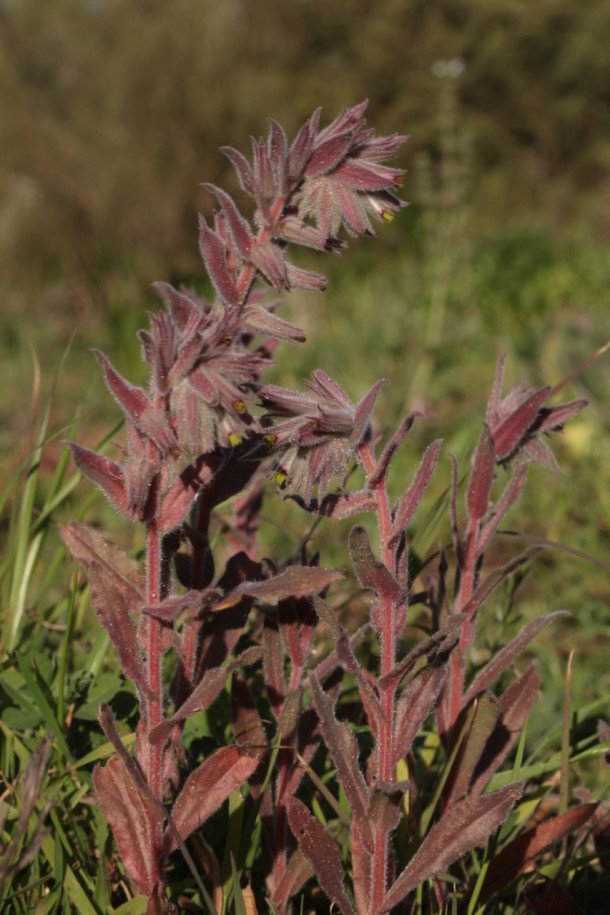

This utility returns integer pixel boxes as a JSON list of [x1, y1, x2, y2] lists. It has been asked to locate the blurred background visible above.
[[1, 0, 609, 715]]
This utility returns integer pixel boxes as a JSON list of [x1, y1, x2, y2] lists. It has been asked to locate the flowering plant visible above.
[[62, 102, 593, 914]]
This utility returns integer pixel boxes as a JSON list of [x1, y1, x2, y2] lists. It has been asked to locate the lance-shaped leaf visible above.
[[88, 562, 149, 695], [309, 673, 369, 821], [443, 691, 500, 808], [157, 454, 214, 533], [141, 589, 214, 623], [285, 262, 327, 292], [351, 814, 373, 915], [467, 426, 496, 524], [93, 754, 165, 895], [263, 621, 286, 718], [273, 847, 314, 910], [392, 662, 449, 766], [286, 798, 355, 915], [67, 442, 130, 518], [313, 596, 383, 735], [379, 615, 464, 694], [380, 782, 525, 912], [475, 461, 528, 556], [267, 117, 288, 191], [348, 525, 403, 602], [351, 378, 388, 445], [469, 665, 541, 797], [473, 804, 596, 904], [287, 107, 321, 179], [198, 215, 240, 307], [150, 647, 262, 745], [248, 240, 288, 291], [459, 546, 545, 631], [306, 131, 354, 178], [491, 387, 551, 462], [202, 183, 253, 259], [389, 439, 443, 548], [163, 744, 263, 855], [220, 145, 260, 201], [462, 611, 569, 706], [369, 411, 421, 489], [211, 565, 343, 610], [61, 521, 145, 614], [242, 303, 306, 342], [523, 877, 586, 915]]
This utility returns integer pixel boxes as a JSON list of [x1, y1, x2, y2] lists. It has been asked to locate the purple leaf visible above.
[[467, 427, 496, 523], [287, 107, 321, 179], [61, 522, 145, 614], [220, 145, 259, 201], [92, 350, 150, 427], [242, 303, 306, 342], [369, 411, 421, 489], [202, 183, 253, 258], [88, 562, 149, 695], [389, 440, 443, 548], [306, 132, 353, 178], [348, 525, 403, 602], [286, 798, 355, 915], [198, 215, 240, 307], [263, 621, 286, 718], [469, 665, 541, 797], [212, 565, 343, 610], [311, 490, 377, 519], [392, 663, 448, 765], [378, 615, 464, 693], [476, 462, 528, 555], [444, 691, 500, 808], [352, 379, 388, 445], [163, 745, 263, 855], [380, 782, 525, 911], [285, 262, 327, 292], [248, 240, 288, 291], [141, 589, 209, 623], [267, 117, 288, 192], [93, 755, 165, 895], [309, 673, 369, 821], [313, 596, 384, 735], [474, 804, 596, 904], [492, 387, 551, 462], [462, 611, 568, 706], [157, 454, 214, 533], [67, 442, 130, 518]]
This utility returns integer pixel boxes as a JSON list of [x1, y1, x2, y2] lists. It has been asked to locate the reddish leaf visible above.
[[284, 262, 327, 292], [61, 522, 145, 614], [444, 692, 499, 808], [475, 461, 528, 556], [198, 215, 239, 307], [163, 745, 263, 855], [88, 563, 149, 695], [469, 665, 541, 797], [348, 525, 403, 602], [467, 427, 495, 524], [248, 240, 288, 291], [212, 565, 343, 610], [379, 615, 464, 694], [523, 877, 585, 915], [380, 782, 524, 912], [492, 387, 550, 462], [219, 145, 259, 201], [309, 673, 369, 821], [287, 107, 320, 179], [463, 611, 568, 706], [389, 439, 443, 548], [476, 805, 596, 902], [392, 662, 449, 765], [368, 411, 421, 489], [157, 455, 214, 533], [67, 443, 129, 518], [306, 132, 353, 178], [352, 379, 389, 446], [286, 798, 355, 915], [242, 303, 306, 342], [93, 755, 164, 895], [202, 183, 253, 258]]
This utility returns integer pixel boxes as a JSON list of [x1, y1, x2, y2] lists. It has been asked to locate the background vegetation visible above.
[[1, 0, 609, 910]]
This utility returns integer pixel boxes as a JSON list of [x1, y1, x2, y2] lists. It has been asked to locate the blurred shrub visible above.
[[1, 0, 609, 329]]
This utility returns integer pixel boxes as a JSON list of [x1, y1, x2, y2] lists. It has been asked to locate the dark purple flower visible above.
[[486, 354, 587, 470], [257, 370, 385, 503]]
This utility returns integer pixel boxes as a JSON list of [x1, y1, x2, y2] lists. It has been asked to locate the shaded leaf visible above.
[[61, 521, 145, 614], [467, 427, 495, 524], [369, 412, 421, 489], [164, 745, 263, 855], [389, 440, 443, 548], [348, 524, 403, 601], [309, 673, 369, 821], [286, 798, 355, 915], [212, 565, 343, 610], [392, 663, 449, 766], [463, 611, 569, 706], [380, 782, 524, 912], [475, 805, 596, 903]]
